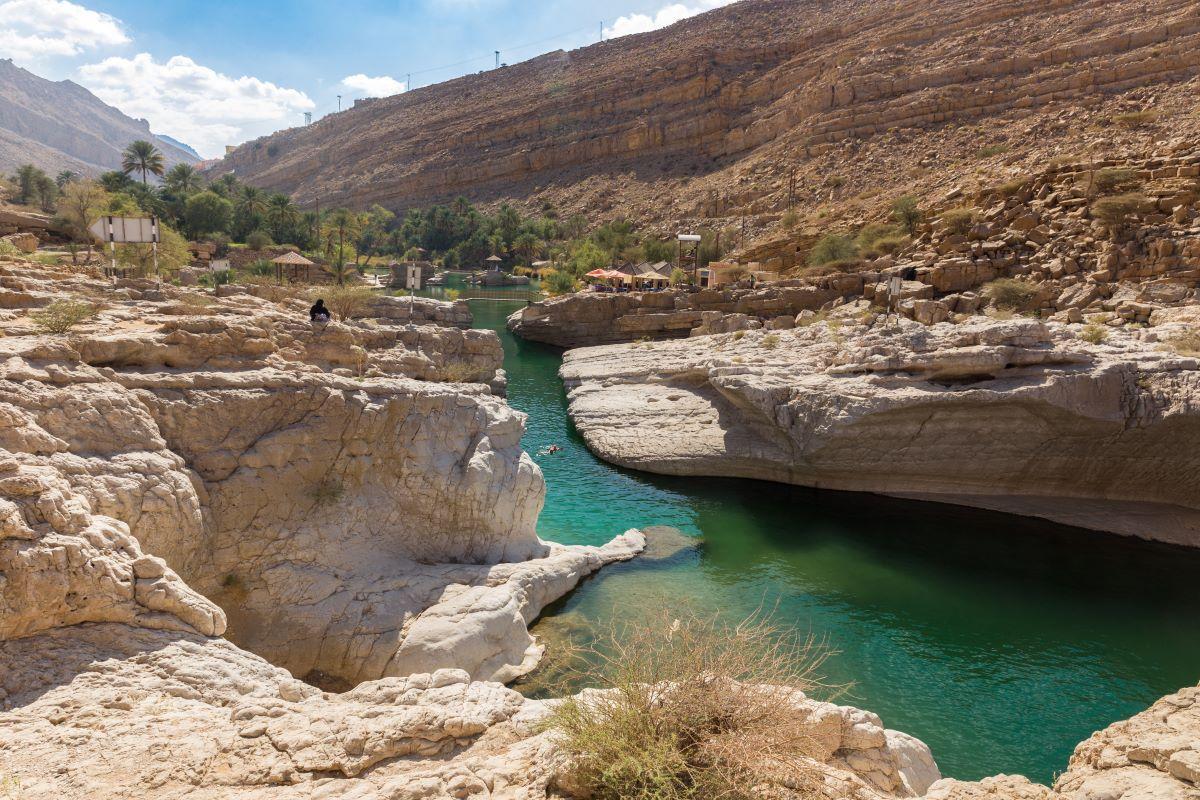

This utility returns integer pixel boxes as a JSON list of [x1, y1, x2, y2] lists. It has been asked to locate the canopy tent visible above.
[[584, 268, 610, 279], [272, 250, 315, 283]]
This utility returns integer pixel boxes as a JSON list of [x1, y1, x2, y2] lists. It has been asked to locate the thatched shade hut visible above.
[[272, 250, 315, 284]]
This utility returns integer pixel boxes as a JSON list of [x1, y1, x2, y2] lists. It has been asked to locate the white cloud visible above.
[[0, 0, 128, 63], [77, 53, 315, 159], [604, 0, 736, 39], [341, 73, 406, 98]]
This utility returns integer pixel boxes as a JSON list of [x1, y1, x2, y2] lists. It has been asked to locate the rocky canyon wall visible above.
[[214, 0, 1199, 225]]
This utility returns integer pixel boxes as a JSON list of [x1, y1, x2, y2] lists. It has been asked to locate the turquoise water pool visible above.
[[434, 291, 1199, 784]]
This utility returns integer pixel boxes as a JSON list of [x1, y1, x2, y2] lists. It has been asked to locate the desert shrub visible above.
[[442, 360, 487, 383], [1112, 110, 1156, 129], [807, 233, 858, 266], [1079, 323, 1108, 344], [824, 175, 845, 188], [795, 310, 829, 327], [545, 269, 578, 296], [760, 333, 780, 349], [731, 330, 746, 341], [669, 267, 689, 286], [30, 300, 97, 333], [780, 210, 799, 230], [800, 259, 858, 277], [1166, 328, 1200, 356], [307, 478, 344, 506], [976, 143, 1010, 158], [1093, 168, 1140, 194], [199, 269, 231, 287], [997, 179, 1026, 197], [1091, 193, 1148, 230], [321, 285, 376, 321], [873, 234, 910, 255], [855, 224, 907, 258], [891, 195, 922, 235], [248, 258, 276, 276], [246, 229, 274, 250], [938, 207, 977, 235], [982, 278, 1040, 311], [0, 240, 22, 257], [444, 288, 461, 300], [544, 605, 831, 800]]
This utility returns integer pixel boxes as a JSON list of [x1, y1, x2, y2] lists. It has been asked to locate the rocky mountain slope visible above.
[[214, 0, 1199, 246], [0, 58, 196, 176]]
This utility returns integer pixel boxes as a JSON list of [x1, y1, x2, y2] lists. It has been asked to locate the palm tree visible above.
[[212, 173, 239, 198], [266, 193, 298, 241], [121, 140, 166, 185], [235, 185, 268, 219], [13, 164, 42, 205], [55, 170, 78, 189], [324, 208, 360, 286], [163, 164, 204, 197]]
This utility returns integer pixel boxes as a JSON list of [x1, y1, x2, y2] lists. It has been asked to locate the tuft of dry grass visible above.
[[442, 360, 488, 383], [760, 333, 780, 349], [307, 478, 344, 506], [1112, 110, 1157, 129], [1166, 328, 1200, 356], [938, 207, 977, 236], [982, 278, 1040, 312], [30, 300, 98, 333], [543, 605, 835, 800], [1078, 323, 1108, 344], [1091, 193, 1149, 230]]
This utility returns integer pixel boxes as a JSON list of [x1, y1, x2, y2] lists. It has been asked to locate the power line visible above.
[[403, 21, 601, 84]]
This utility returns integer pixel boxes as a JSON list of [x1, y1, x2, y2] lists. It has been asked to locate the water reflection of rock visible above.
[[517, 526, 699, 697]]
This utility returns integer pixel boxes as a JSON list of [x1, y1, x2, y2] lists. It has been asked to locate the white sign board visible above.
[[405, 263, 422, 291], [677, 234, 702, 242], [88, 216, 159, 244], [209, 259, 230, 273]]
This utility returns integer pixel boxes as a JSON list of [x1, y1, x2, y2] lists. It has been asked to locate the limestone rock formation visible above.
[[561, 316, 1200, 544], [0, 261, 642, 687]]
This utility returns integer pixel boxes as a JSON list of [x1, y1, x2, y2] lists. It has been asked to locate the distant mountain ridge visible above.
[[155, 134, 201, 161], [0, 58, 197, 177]]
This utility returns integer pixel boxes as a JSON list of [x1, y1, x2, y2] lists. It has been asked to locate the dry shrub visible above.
[[1078, 323, 1108, 344], [982, 278, 1040, 312], [806, 233, 858, 266], [318, 285, 376, 321], [1112, 110, 1157, 129], [938, 207, 977, 236], [976, 143, 1010, 159], [1093, 168, 1140, 195], [760, 333, 780, 349], [441, 360, 488, 383], [307, 478, 344, 506], [1091, 193, 1148, 229], [1166, 328, 1200, 356], [30, 299, 98, 333], [997, 179, 1026, 197], [545, 606, 833, 800], [780, 210, 799, 230]]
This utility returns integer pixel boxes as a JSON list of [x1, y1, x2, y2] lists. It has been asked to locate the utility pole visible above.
[[337, 95, 342, 112], [495, 50, 500, 69], [600, 21, 604, 41], [406, 73, 412, 91]]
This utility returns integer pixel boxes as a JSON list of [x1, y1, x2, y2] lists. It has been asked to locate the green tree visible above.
[[163, 164, 205, 197], [54, 180, 109, 264], [12, 164, 45, 205], [121, 140, 166, 185], [512, 231, 540, 265], [33, 172, 58, 211], [891, 196, 923, 235], [183, 191, 233, 238], [265, 193, 299, 242], [98, 170, 135, 193], [211, 173, 240, 198], [566, 240, 608, 277], [324, 208, 360, 285], [55, 170, 78, 189]]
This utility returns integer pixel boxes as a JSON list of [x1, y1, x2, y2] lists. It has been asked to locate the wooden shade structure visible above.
[[272, 250, 315, 284]]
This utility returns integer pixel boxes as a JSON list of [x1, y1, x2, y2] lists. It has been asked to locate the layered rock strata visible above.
[[561, 316, 1200, 544]]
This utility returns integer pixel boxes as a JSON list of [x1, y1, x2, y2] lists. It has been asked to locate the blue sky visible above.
[[1, 0, 734, 157]]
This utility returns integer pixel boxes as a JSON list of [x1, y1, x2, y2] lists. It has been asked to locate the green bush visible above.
[[246, 229, 274, 250], [1078, 324, 1108, 344], [807, 233, 858, 266], [982, 278, 1040, 311], [248, 258, 275, 276], [30, 300, 98, 333], [891, 196, 922, 235], [307, 479, 344, 506], [780, 210, 799, 230], [544, 269, 578, 296], [976, 143, 1010, 158]]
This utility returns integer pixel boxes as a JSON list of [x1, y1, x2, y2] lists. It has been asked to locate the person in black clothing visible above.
[[310, 298, 331, 322]]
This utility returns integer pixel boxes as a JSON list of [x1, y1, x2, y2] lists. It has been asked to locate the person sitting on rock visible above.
[[310, 298, 331, 323]]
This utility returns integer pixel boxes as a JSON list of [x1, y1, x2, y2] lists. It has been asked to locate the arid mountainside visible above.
[[0, 58, 196, 176], [216, 0, 1199, 248]]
